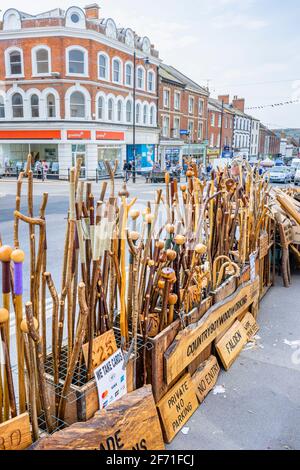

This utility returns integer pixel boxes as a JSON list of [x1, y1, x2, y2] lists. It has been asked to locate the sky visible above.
[[1, 0, 300, 128]]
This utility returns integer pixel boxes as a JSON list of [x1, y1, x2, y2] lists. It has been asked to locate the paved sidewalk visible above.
[[169, 275, 300, 450]]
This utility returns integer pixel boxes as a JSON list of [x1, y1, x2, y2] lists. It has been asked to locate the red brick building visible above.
[[158, 64, 209, 168], [259, 124, 280, 158], [0, 5, 160, 178], [207, 96, 234, 159]]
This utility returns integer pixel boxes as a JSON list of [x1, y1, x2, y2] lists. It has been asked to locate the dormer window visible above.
[[71, 13, 80, 24], [65, 7, 86, 29]]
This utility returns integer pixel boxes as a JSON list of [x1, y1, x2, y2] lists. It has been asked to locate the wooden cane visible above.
[[10, 248, 26, 414], [58, 283, 89, 422], [24, 302, 54, 433], [0, 308, 17, 419]]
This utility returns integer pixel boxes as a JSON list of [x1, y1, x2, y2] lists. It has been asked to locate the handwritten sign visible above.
[[241, 312, 260, 341], [33, 386, 165, 450], [215, 320, 247, 370], [0, 413, 32, 450], [259, 232, 269, 259], [82, 329, 117, 370], [94, 349, 127, 409], [164, 278, 259, 384], [156, 374, 198, 443], [191, 356, 220, 403]]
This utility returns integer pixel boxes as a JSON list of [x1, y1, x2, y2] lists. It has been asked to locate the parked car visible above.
[[269, 166, 292, 184], [294, 168, 300, 186]]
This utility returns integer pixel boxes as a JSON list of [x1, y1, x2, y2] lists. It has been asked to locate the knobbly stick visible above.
[[0, 308, 17, 419]]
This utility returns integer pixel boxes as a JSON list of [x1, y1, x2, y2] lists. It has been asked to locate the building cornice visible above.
[[0, 27, 162, 66]]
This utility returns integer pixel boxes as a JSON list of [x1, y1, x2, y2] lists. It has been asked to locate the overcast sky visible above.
[[1, 0, 300, 128]]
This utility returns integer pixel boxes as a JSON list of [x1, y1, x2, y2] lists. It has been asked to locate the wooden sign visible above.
[[0, 413, 32, 450], [259, 232, 269, 259], [156, 374, 198, 443], [191, 356, 220, 403], [82, 329, 117, 370], [215, 320, 247, 371], [33, 386, 164, 450], [164, 278, 259, 385], [241, 312, 260, 341]]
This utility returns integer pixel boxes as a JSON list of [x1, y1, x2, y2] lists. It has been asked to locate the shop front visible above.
[[182, 143, 208, 169], [159, 140, 184, 170], [126, 144, 155, 173]]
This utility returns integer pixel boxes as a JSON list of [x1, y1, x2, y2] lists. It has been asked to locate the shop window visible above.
[[70, 91, 85, 118], [117, 100, 122, 122], [98, 96, 104, 119], [12, 93, 24, 118], [137, 67, 145, 89], [67, 48, 87, 75], [9, 50, 23, 75], [35, 48, 50, 74], [112, 58, 122, 83], [31, 94, 39, 118], [98, 54, 109, 80], [125, 63, 133, 86], [47, 94, 56, 118], [126, 100, 132, 123], [108, 98, 114, 121], [0, 96, 5, 118]]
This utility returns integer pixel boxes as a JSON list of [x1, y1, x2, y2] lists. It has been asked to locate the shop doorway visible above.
[[72, 144, 86, 178], [97, 145, 122, 177]]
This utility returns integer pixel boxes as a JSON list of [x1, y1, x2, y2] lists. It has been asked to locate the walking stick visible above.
[[44, 273, 59, 387], [0, 308, 17, 419], [25, 302, 54, 433], [10, 248, 26, 414], [58, 283, 88, 422], [0, 245, 12, 420]]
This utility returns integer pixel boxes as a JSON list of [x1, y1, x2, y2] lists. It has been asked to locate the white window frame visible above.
[[135, 101, 142, 125], [173, 117, 180, 138], [136, 65, 146, 90], [65, 85, 91, 120], [125, 61, 133, 87], [66, 46, 88, 77], [198, 99, 204, 116], [98, 52, 110, 81], [116, 97, 124, 123], [150, 104, 156, 127], [0, 93, 6, 120], [210, 112, 215, 127], [31, 45, 51, 77], [198, 121, 203, 140], [218, 114, 222, 128], [188, 119, 194, 137], [162, 115, 170, 137], [5, 46, 24, 78], [188, 96, 194, 115], [112, 57, 123, 84], [174, 91, 181, 111], [147, 69, 155, 93], [210, 133, 214, 147], [125, 98, 133, 123], [163, 88, 170, 109], [107, 96, 115, 121], [142, 102, 149, 126]]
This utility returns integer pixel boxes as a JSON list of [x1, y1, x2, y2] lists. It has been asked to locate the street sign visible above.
[[180, 130, 189, 136]]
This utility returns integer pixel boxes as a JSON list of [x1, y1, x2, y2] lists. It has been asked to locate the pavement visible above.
[[1, 177, 300, 450]]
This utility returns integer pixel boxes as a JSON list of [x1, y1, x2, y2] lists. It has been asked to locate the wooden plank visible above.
[[191, 356, 220, 403], [33, 386, 164, 450], [156, 374, 198, 443], [186, 296, 212, 325], [82, 330, 117, 370], [188, 344, 212, 376], [215, 320, 248, 371], [164, 278, 260, 385], [259, 232, 269, 259], [212, 276, 237, 304], [241, 312, 260, 341], [0, 413, 32, 450]]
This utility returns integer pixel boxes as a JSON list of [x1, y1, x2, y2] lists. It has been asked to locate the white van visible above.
[[290, 158, 300, 180]]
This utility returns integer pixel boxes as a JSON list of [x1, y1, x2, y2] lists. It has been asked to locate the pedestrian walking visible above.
[[42, 161, 49, 181]]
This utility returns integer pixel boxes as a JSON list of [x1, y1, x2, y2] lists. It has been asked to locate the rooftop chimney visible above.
[[84, 3, 100, 19], [218, 95, 230, 105], [232, 97, 245, 112]]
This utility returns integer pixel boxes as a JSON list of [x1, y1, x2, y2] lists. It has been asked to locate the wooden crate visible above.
[[211, 275, 237, 304], [146, 298, 212, 403], [44, 354, 135, 427], [0, 413, 32, 450]]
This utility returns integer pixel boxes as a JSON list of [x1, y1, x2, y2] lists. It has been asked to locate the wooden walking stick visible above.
[[10, 248, 26, 414], [105, 160, 119, 198], [58, 283, 89, 422], [0, 245, 12, 421], [0, 308, 17, 419], [21, 317, 39, 442], [44, 273, 59, 386], [24, 302, 54, 433]]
